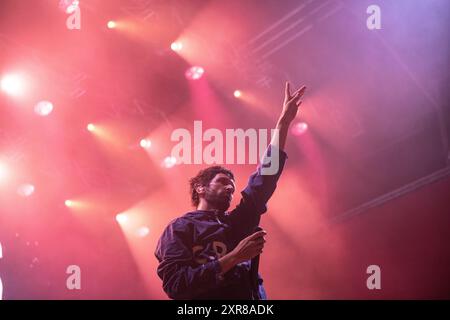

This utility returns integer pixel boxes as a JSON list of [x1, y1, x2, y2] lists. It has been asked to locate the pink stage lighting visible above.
[[17, 184, 35, 197], [140, 139, 152, 149], [116, 213, 128, 224], [65, 200, 74, 207], [136, 226, 150, 238], [107, 21, 116, 29], [170, 42, 183, 52], [59, 0, 79, 14], [291, 122, 308, 136], [0, 162, 9, 184], [1, 74, 26, 97], [34, 101, 54, 116], [163, 156, 177, 168], [87, 123, 95, 132], [185, 66, 204, 80]]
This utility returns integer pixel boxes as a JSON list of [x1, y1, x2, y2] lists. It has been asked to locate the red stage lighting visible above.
[[1, 73, 26, 97], [291, 122, 308, 136], [34, 101, 54, 116], [185, 66, 204, 80]]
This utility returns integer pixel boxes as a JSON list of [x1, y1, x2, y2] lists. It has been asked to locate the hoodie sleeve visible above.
[[155, 219, 223, 299], [228, 144, 288, 238]]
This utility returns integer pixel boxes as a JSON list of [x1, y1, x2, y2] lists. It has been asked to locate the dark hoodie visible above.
[[155, 145, 287, 299]]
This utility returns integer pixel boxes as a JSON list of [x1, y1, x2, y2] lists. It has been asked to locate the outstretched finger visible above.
[[288, 91, 302, 104], [285, 81, 291, 99], [291, 85, 307, 98], [248, 230, 267, 240]]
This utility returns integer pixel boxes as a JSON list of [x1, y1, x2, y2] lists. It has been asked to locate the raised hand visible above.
[[230, 230, 267, 264], [280, 82, 306, 125], [218, 230, 267, 275]]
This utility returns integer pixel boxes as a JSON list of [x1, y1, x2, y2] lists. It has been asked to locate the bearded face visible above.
[[200, 173, 235, 212], [204, 186, 232, 212]]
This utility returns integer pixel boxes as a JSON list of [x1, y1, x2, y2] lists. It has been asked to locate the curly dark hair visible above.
[[189, 166, 235, 207]]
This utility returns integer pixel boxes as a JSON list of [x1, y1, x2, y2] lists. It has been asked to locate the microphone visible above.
[[250, 226, 263, 299]]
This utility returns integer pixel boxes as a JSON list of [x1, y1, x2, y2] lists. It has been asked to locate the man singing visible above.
[[155, 82, 306, 299]]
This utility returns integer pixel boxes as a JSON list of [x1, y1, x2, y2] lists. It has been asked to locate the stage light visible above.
[[170, 41, 183, 52], [0, 162, 9, 184], [1, 73, 25, 97], [87, 123, 95, 132], [66, 0, 79, 13], [116, 213, 128, 224], [0, 242, 3, 300], [163, 156, 177, 168], [107, 21, 116, 29], [34, 100, 54, 116], [185, 66, 204, 80], [65, 200, 74, 207], [233, 90, 242, 98], [58, 0, 79, 14], [291, 122, 308, 136], [140, 138, 152, 149], [17, 184, 35, 197], [136, 226, 150, 238]]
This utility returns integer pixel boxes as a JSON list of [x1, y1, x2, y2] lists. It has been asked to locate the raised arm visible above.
[[225, 82, 307, 236], [221, 82, 307, 276]]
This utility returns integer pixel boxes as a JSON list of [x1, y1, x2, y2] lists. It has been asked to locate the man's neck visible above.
[[196, 202, 221, 213]]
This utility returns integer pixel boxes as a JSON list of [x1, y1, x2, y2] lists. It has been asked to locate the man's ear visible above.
[[195, 185, 205, 195]]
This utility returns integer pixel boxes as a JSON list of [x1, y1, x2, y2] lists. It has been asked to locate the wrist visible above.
[[218, 252, 239, 275], [276, 118, 291, 129]]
